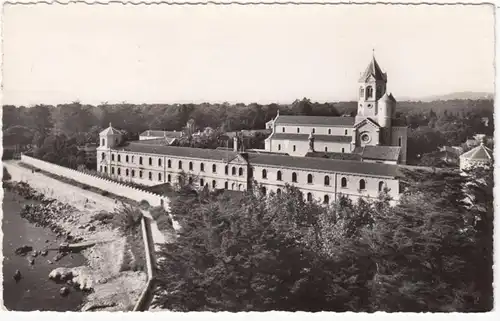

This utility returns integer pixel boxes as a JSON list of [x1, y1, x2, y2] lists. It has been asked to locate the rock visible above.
[[15, 245, 33, 256], [87, 226, 96, 232], [41, 250, 48, 256], [13, 270, 22, 281], [32, 251, 38, 258], [60, 286, 70, 296]]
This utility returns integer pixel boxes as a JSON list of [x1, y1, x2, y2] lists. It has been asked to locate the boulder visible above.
[[15, 245, 33, 256]]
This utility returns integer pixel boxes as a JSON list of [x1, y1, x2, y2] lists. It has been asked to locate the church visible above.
[[265, 54, 407, 164], [96, 55, 403, 204]]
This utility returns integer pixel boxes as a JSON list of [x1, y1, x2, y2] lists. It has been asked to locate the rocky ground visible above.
[[5, 180, 148, 311]]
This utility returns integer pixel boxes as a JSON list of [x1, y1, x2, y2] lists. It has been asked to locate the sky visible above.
[[1, 3, 495, 106]]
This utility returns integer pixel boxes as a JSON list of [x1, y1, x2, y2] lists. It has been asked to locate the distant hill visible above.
[[401, 92, 494, 102]]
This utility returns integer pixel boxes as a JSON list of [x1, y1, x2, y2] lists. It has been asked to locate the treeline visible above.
[[154, 167, 493, 312], [2, 98, 494, 165]]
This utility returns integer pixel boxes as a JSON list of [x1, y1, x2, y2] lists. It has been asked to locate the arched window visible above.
[[139, 170, 143, 178], [101, 152, 106, 161], [359, 179, 366, 190], [261, 186, 267, 195], [324, 195, 330, 204], [104, 166, 107, 173], [131, 156, 135, 162], [125, 169, 129, 176], [398, 137, 402, 147], [366, 86, 373, 99], [307, 192, 312, 202], [111, 167, 114, 175], [328, 129, 332, 135], [342, 148, 345, 153], [167, 174, 171, 182], [189, 162, 193, 171], [232, 183, 236, 190], [378, 181, 385, 192], [345, 129, 348, 135], [178, 160, 183, 169], [132, 170, 135, 177], [292, 172, 297, 183], [117, 168, 121, 175], [312, 128, 315, 134], [278, 144, 281, 151], [324, 175, 330, 186], [126, 155, 129, 162], [158, 158, 162, 167], [200, 178, 204, 187], [325, 147, 328, 152], [239, 168, 243, 176], [118, 154, 121, 162], [307, 174, 313, 184], [262, 169, 267, 179], [341, 177, 347, 188], [224, 182, 228, 189], [149, 157, 152, 166], [297, 128, 300, 133], [293, 145, 296, 152], [212, 164, 217, 173], [232, 167, 236, 175], [239, 184, 243, 191], [225, 165, 229, 175], [200, 163, 205, 172], [167, 159, 171, 168], [212, 180, 216, 188], [111, 154, 115, 161], [139, 157, 143, 165], [277, 170, 282, 181], [158, 173, 162, 181], [276, 188, 281, 195], [282, 127, 285, 133]]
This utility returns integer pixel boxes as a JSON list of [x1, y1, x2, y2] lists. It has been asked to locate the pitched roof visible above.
[[357, 146, 401, 161], [248, 152, 399, 178], [134, 138, 177, 145], [139, 130, 183, 138], [359, 56, 387, 82], [274, 115, 355, 127], [119, 141, 241, 162], [460, 143, 493, 161], [100, 124, 121, 136], [305, 151, 362, 161], [271, 133, 352, 143]]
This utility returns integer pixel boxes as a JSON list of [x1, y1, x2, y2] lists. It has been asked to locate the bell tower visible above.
[[356, 51, 388, 124]]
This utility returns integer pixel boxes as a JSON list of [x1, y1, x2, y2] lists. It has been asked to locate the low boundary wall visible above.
[[133, 217, 157, 311]]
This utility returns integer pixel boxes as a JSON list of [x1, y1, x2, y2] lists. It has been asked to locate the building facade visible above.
[[97, 124, 400, 204], [265, 55, 408, 164]]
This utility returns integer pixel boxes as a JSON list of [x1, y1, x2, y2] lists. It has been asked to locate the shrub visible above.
[[156, 214, 174, 232], [112, 204, 143, 234], [3, 167, 11, 181], [139, 200, 150, 210], [101, 190, 110, 196]]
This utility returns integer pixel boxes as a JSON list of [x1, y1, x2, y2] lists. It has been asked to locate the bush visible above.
[[156, 214, 174, 232], [139, 200, 150, 210], [112, 204, 143, 234], [3, 167, 12, 181], [101, 190, 110, 196]]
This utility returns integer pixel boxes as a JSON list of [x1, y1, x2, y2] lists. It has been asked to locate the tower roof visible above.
[[100, 122, 121, 136], [460, 142, 493, 161], [359, 55, 387, 82]]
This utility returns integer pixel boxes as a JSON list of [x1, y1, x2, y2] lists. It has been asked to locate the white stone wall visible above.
[[277, 125, 353, 136], [252, 164, 399, 204]]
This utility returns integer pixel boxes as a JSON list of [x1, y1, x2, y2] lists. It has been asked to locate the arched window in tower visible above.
[[238, 167, 243, 176], [366, 86, 373, 99], [101, 152, 106, 161], [359, 179, 366, 191], [232, 166, 236, 175]]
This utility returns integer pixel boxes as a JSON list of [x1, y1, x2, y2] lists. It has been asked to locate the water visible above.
[[2, 189, 87, 311]]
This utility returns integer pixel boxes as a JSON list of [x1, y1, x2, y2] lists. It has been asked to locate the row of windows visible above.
[[277, 144, 345, 153], [260, 187, 332, 204], [281, 127, 349, 135], [261, 169, 385, 191]]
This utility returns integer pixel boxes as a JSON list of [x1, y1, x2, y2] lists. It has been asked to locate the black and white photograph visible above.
[[0, 1, 496, 316]]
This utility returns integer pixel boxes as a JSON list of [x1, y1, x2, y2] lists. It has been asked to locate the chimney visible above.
[[233, 136, 238, 152]]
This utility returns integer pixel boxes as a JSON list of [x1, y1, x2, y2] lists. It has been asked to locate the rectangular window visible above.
[[293, 145, 296, 152], [345, 129, 348, 135], [341, 148, 345, 153]]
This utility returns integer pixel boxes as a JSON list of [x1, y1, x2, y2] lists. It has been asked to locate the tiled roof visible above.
[[305, 151, 362, 161], [357, 146, 401, 161], [274, 115, 355, 127], [100, 125, 121, 136], [139, 130, 183, 138], [248, 153, 399, 178], [119, 141, 241, 162], [270, 133, 352, 143], [359, 56, 387, 82], [460, 144, 493, 161], [134, 138, 177, 145]]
